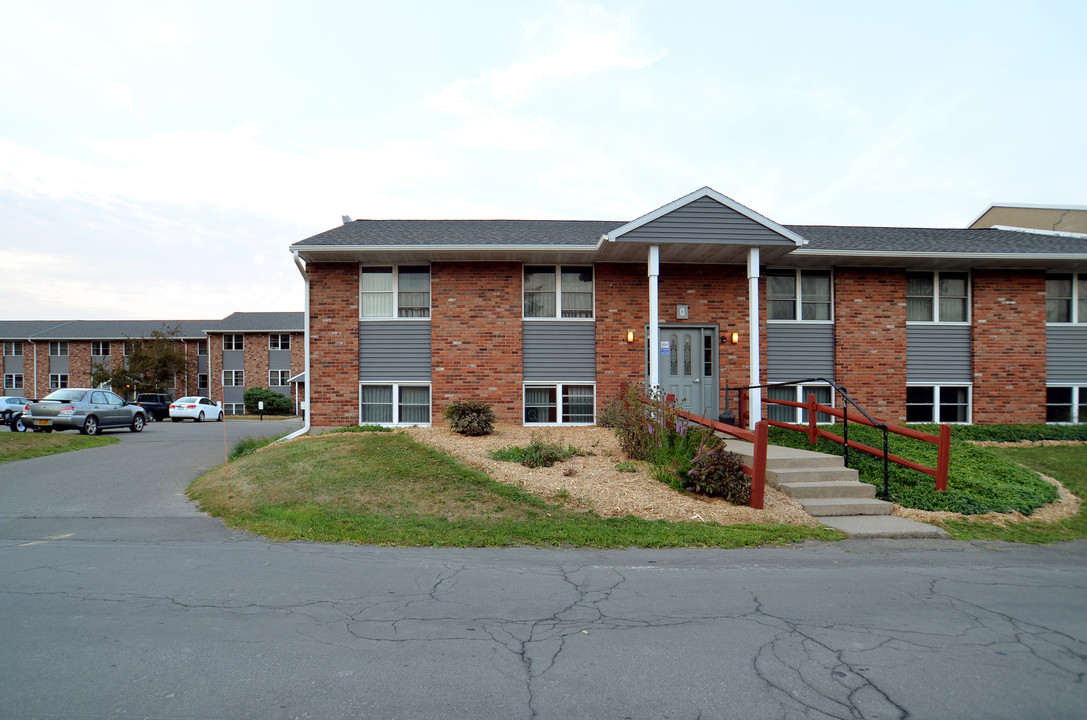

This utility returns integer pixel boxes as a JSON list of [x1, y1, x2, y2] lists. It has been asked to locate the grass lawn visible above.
[[0, 431, 118, 463], [187, 431, 842, 548], [938, 445, 1087, 543]]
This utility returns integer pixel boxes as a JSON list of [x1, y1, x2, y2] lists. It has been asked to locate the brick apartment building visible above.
[[1, 312, 303, 414], [289, 187, 1087, 429]]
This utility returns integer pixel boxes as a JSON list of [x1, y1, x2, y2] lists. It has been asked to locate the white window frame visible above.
[[4, 373, 22, 389], [905, 384, 972, 424], [358, 382, 432, 426], [522, 265, 595, 320], [269, 334, 291, 350], [3, 341, 21, 356], [766, 268, 834, 323], [49, 341, 68, 356], [91, 341, 110, 356], [269, 370, 291, 386], [197, 373, 209, 391], [224, 403, 244, 416], [1045, 385, 1087, 424], [523, 383, 596, 425], [197, 340, 208, 356], [49, 373, 69, 389], [1045, 273, 1087, 324], [906, 271, 971, 324], [222, 370, 245, 387], [223, 334, 244, 351], [359, 265, 432, 320]]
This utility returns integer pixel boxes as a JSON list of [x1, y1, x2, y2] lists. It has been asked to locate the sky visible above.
[[2, 0, 1085, 321]]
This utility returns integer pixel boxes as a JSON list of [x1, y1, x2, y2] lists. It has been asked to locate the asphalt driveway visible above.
[[0, 417, 302, 541]]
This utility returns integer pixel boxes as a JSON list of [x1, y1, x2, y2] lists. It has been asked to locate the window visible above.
[[224, 403, 244, 415], [269, 370, 291, 386], [524, 266, 594, 319], [49, 341, 68, 356], [3, 373, 22, 389], [223, 370, 245, 387], [3, 341, 21, 356], [1046, 273, 1087, 323], [269, 334, 291, 350], [198, 373, 208, 391], [224, 334, 244, 351], [91, 341, 110, 356], [906, 385, 970, 423], [359, 383, 431, 425], [123, 341, 134, 356], [197, 340, 208, 356], [1046, 387, 1087, 423], [49, 373, 69, 389], [360, 266, 431, 318], [766, 384, 834, 424], [524, 384, 595, 424], [767, 269, 832, 321], [906, 272, 969, 323]]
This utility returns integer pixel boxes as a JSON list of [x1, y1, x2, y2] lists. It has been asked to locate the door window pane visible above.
[[683, 335, 692, 376], [669, 334, 678, 376]]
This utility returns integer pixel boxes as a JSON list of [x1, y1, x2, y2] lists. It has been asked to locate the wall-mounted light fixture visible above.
[[731, 332, 739, 344], [626, 330, 635, 343]]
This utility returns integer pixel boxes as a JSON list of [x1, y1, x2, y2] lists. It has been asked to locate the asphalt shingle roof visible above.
[[0, 319, 216, 340], [214, 312, 304, 332], [786, 226, 1087, 255], [295, 220, 624, 247]]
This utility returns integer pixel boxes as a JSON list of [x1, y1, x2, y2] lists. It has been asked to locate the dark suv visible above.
[[133, 393, 173, 422]]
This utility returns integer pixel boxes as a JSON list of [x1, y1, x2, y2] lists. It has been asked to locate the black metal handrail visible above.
[[727, 377, 892, 500]]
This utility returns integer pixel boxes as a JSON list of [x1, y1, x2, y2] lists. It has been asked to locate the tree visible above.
[[93, 324, 190, 397]]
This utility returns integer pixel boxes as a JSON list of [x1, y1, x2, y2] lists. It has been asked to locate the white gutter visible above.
[[278, 251, 311, 442], [747, 248, 761, 428], [647, 245, 660, 391]]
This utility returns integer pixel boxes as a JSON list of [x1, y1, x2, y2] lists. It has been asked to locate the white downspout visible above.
[[279, 251, 311, 442], [648, 245, 660, 391], [747, 247, 761, 428]]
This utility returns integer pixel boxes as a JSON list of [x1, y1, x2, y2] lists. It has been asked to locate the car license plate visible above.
[[35, 420, 49, 426]]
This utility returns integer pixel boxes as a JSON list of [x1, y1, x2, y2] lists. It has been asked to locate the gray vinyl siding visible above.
[[906, 325, 972, 383], [198, 355, 208, 373], [269, 349, 291, 369], [1047, 325, 1087, 383], [222, 350, 244, 371], [50, 356, 69, 374], [359, 321, 431, 381], [223, 387, 244, 404], [766, 325, 834, 382], [523, 322, 595, 382], [4, 356, 23, 373], [619, 196, 795, 246]]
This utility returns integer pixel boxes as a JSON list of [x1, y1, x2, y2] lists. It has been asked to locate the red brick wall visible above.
[[834, 269, 907, 422], [68, 341, 91, 388], [308, 263, 360, 426], [206, 333, 223, 405], [244, 333, 270, 396], [431, 261, 523, 423], [595, 262, 758, 416], [972, 270, 1047, 423]]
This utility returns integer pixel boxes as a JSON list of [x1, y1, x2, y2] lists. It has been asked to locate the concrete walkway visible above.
[[721, 438, 948, 539]]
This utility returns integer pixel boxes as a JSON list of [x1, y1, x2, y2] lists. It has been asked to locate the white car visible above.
[[168, 396, 224, 422], [1, 395, 31, 432]]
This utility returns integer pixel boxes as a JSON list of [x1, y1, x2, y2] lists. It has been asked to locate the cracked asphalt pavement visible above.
[[1, 420, 1085, 719]]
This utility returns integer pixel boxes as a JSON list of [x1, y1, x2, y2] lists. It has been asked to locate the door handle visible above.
[[693, 378, 700, 383]]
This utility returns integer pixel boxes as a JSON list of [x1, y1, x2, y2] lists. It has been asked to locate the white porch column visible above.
[[747, 247, 762, 428], [648, 245, 660, 390]]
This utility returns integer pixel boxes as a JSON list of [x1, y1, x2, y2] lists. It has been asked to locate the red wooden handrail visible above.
[[766, 395, 950, 492], [673, 407, 767, 510]]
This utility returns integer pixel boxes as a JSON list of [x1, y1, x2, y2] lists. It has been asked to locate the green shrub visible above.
[[491, 440, 586, 468], [443, 399, 496, 436], [229, 436, 275, 460], [243, 387, 293, 415]]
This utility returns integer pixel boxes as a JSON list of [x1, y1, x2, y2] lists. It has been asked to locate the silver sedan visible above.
[[23, 388, 148, 435]]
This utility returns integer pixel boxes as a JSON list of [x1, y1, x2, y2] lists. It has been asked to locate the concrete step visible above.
[[818, 515, 948, 538], [778, 480, 877, 499], [765, 465, 859, 486], [797, 497, 894, 517]]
